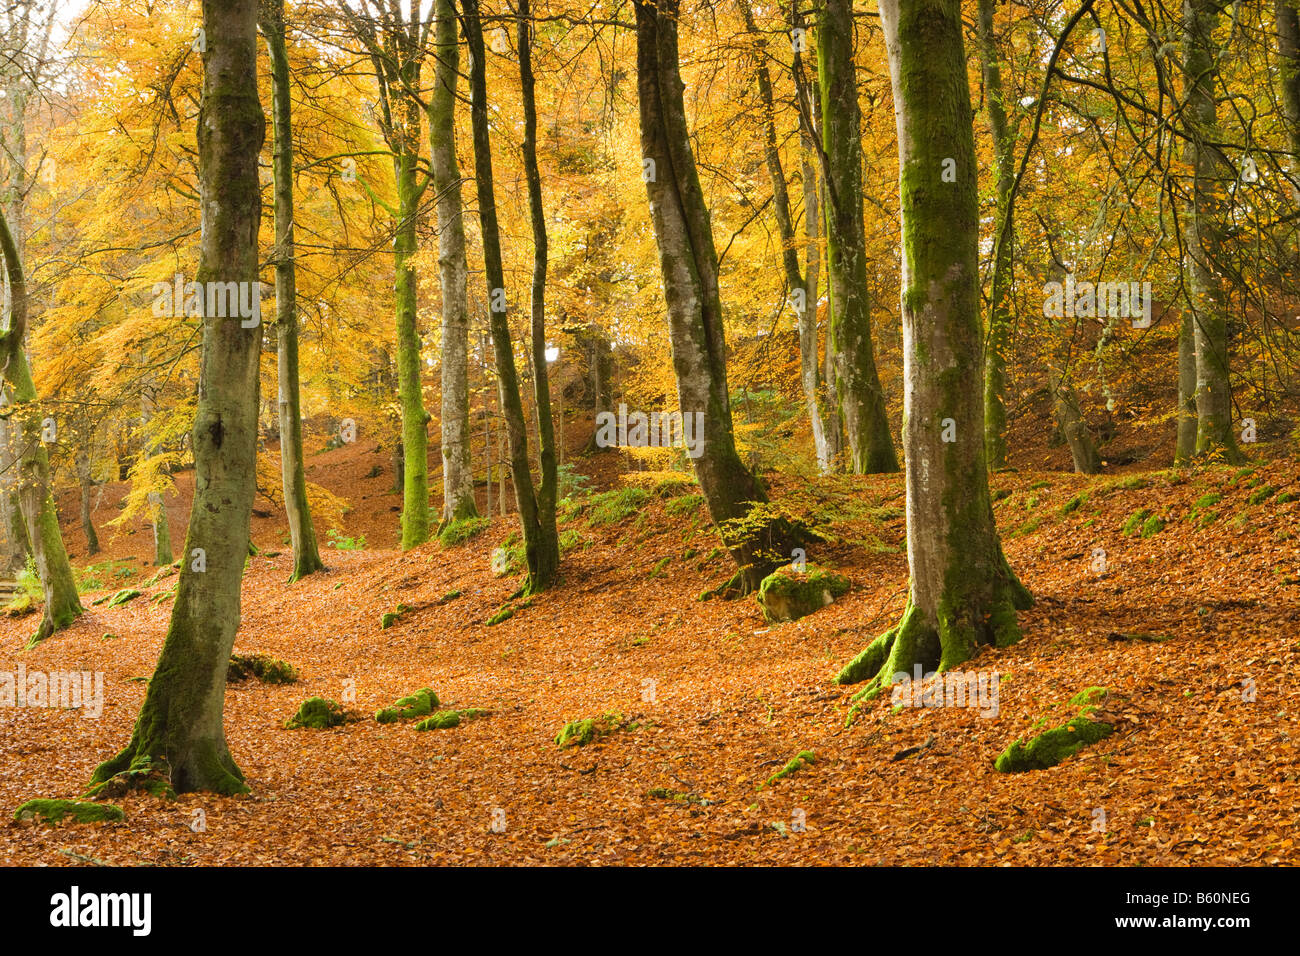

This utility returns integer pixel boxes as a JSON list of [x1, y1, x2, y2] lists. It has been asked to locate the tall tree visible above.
[[262, 0, 324, 580], [737, 0, 831, 473], [634, 0, 799, 593], [431, 0, 477, 527], [1180, 0, 1243, 462], [1276, 1, 1300, 190], [0, 208, 83, 645], [462, 0, 558, 592], [90, 0, 264, 795], [816, 0, 897, 474], [836, 0, 1031, 698]]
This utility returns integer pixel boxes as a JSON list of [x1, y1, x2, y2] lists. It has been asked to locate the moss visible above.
[[1061, 492, 1088, 515], [558, 528, 587, 552], [83, 754, 175, 800], [763, 750, 815, 788], [286, 696, 349, 729], [555, 712, 628, 748], [486, 607, 514, 626], [647, 787, 714, 805], [665, 493, 705, 517], [587, 487, 651, 526], [650, 474, 697, 498], [1247, 484, 1278, 506], [381, 603, 411, 629], [439, 515, 491, 547], [756, 564, 850, 623], [648, 556, 671, 579], [14, 798, 125, 825], [1276, 490, 1297, 504], [1193, 492, 1223, 509], [414, 707, 489, 731], [1028, 480, 1051, 491], [375, 688, 439, 724], [995, 687, 1112, 772], [93, 587, 141, 608], [1121, 508, 1150, 535], [438, 589, 461, 603], [227, 653, 298, 684], [1140, 514, 1165, 538]]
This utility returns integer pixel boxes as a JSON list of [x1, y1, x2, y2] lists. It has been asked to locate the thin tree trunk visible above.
[[1048, 368, 1101, 474], [633, 0, 800, 594], [838, 0, 1031, 698], [977, 0, 1016, 470], [0, 208, 83, 645], [90, 0, 264, 795], [76, 452, 100, 557], [464, 0, 553, 593], [817, 0, 897, 474], [1182, 0, 1243, 462], [262, 0, 324, 581], [431, 0, 477, 527], [1175, 310, 1198, 462], [1276, 1, 1300, 195]]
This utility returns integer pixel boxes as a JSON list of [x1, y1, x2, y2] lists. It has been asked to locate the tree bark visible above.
[[817, 0, 897, 474], [262, 0, 324, 581], [1276, 0, 1300, 195], [431, 0, 477, 527], [463, 0, 555, 593], [633, 0, 799, 593], [1181, 0, 1243, 462], [91, 0, 264, 795], [838, 0, 1031, 699]]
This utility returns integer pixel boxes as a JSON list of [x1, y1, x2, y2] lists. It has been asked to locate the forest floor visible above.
[[1, 438, 1298, 865]]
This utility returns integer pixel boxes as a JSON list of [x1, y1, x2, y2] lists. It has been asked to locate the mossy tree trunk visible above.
[[0, 208, 83, 645], [431, 0, 477, 528], [738, 0, 831, 474], [1277, 1, 1300, 196], [634, 0, 798, 593], [837, 0, 1031, 698], [1181, 0, 1243, 462], [262, 0, 324, 581], [816, 0, 897, 474], [90, 0, 264, 795], [463, 0, 556, 593], [976, 0, 1016, 471]]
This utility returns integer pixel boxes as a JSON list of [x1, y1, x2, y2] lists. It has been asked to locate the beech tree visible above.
[[90, 0, 264, 795], [836, 0, 1031, 698], [262, 0, 324, 581]]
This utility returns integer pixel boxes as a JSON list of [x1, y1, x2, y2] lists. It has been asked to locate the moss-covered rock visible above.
[[227, 653, 298, 684], [994, 687, 1113, 772], [555, 713, 629, 748], [763, 750, 815, 788], [414, 707, 489, 731], [374, 687, 439, 724], [286, 696, 349, 729], [380, 603, 411, 630], [756, 564, 849, 623], [14, 798, 125, 825]]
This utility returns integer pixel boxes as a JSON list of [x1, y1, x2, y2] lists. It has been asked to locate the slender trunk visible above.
[[1175, 310, 1198, 462], [977, 0, 1016, 470], [0, 208, 83, 645], [838, 0, 1031, 698], [634, 0, 799, 593], [0, 420, 31, 574], [90, 0, 264, 795], [262, 0, 324, 580], [76, 452, 100, 557], [817, 0, 897, 474], [431, 0, 477, 527], [1048, 368, 1101, 474], [517, 0, 560, 586], [1276, 1, 1300, 195], [464, 0, 551, 593], [1182, 0, 1243, 462]]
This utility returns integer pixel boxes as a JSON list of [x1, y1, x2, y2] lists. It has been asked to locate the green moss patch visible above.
[[647, 787, 715, 806], [555, 713, 635, 748], [414, 707, 489, 731], [763, 750, 815, 788], [1121, 508, 1150, 535], [438, 589, 462, 603], [486, 607, 514, 626], [380, 603, 412, 630], [15, 798, 125, 825], [756, 564, 849, 623], [1247, 484, 1278, 506], [286, 696, 349, 729], [227, 653, 298, 684], [995, 687, 1113, 773], [1061, 492, 1089, 515], [439, 515, 491, 547], [587, 487, 651, 526], [84, 755, 174, 800], [375, 688, 439, 724], [1140, 514, 1165, 538], [92, 587, 141, 608]]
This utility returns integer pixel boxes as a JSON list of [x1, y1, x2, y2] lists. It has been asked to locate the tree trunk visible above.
[[976, 0, 1016, 471], [1181, 0, 1243, 462], [1175, 310, 1198, 462], [837, 0, 1031, 699], [464, 0, 554, 593], [0, 208, 83, 646], [738, 0, 830, 474], [517, 0, 560, 586], [90, 0, 264, 796], [431, 0, 477, 527], [1276, 1, 1300, 196], [1048, 368, 1101, 474], [816, 0, 897, 474], [262, 0, 324, 581], [634, 0, 799, 594]]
